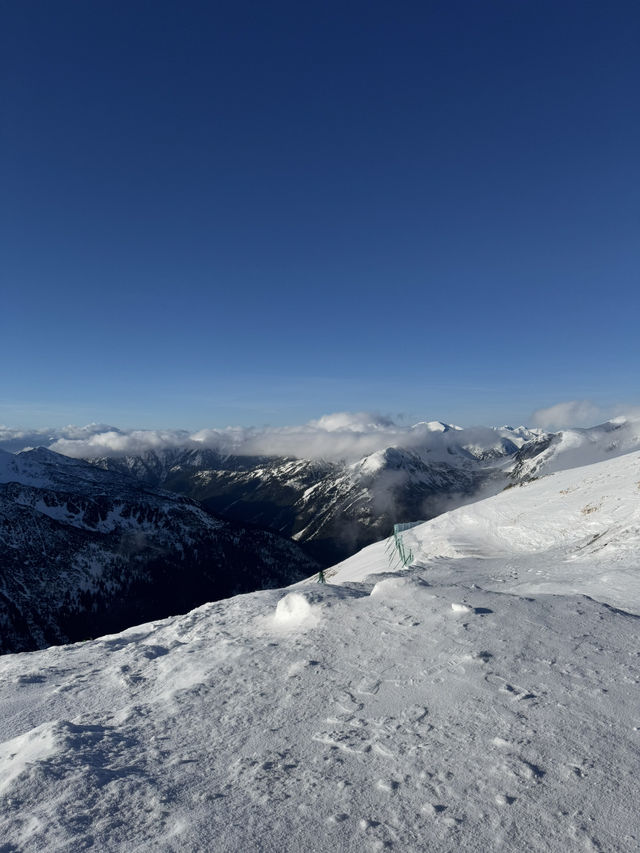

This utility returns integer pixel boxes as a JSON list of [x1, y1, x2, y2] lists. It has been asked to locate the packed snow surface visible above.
[[1, 452, 640, 851]]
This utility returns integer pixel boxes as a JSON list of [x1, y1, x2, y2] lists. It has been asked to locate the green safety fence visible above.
[[385, 521, 422, 569]]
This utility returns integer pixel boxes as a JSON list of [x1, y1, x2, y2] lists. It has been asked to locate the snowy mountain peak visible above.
[[411, 420, 462, 433], [0, 445, 139, 491], [511, 417, 640, 481], [0, 446, 66, 487], [355, 446, 416, 475], [495, 425, 545, 444]]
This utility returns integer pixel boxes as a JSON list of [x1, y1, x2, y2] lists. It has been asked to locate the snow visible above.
[[1, 446, 90, 480], [328, 450, 640, 610], [1, 451, 640, 851], [450, 602, 472, 613], [357, 449, 392, 475], [0, 446, 124, 491], [497, 425, 545, 444], [514, 417, 640, 480], [0, 448, 54, 489], [416, 421, 456, 433], [273, 591, 320, 629]]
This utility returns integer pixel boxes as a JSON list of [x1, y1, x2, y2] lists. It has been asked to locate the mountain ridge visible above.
[[0, 448, 318, 654], [84, 424, 551, 564]]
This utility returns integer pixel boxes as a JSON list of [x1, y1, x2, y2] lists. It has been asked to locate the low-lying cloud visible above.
[[2, 408, 637, 462], [530, 400, 603, 430], [47, 413, 441, 461], [0, 413, 516, 462]]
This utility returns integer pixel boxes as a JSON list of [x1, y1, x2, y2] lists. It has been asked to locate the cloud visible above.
[[6, 414, 525, 463], [309, 412, 396, 432], [1, 412, 470, 461], [530, 400, 603, 430], [3, 406, 632, 462], [189, 413, 416, 461], [49, 427, 194, 458], [0, 423, 122, 452], [612, 405, 640, 421], [0, 427, 58, 453]]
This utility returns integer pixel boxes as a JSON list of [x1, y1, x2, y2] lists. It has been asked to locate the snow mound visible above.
[[370, 577, 434, 603], [0, 721, 59, 795], [273, 592, 319, 629]]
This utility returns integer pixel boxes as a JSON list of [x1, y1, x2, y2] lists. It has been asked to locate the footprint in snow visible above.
[[422, 803, 448, 816], [326, 813, 350, 824], [495, 793, 517, 806], [356, 677, 382, 695], [376, 778, 400, 793], [451, 602, 494, 616], [485, 672, 537, 701]]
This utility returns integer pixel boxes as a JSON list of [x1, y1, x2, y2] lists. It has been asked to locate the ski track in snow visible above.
[[0, 452, 640, 851]]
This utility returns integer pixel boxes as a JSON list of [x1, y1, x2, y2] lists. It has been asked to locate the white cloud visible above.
[[3, 406, 633, 462], [309, 412, 396, 432], [1, 412, 463, 461], [530, 400, 603, 430], [50, 428, 194, 458], [18, 415, 525, 463], [612, 405, 640, 421], [190, 413, 413, 461]]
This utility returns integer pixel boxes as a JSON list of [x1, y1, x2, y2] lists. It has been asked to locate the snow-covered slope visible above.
[[0, 445, 103, 488], [328, 450, 640, 610], [511, 417, 640, 481], [0, 452, 639, 851]]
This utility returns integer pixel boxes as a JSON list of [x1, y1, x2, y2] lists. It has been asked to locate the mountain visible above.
[[0, 448, 318, 653], [0, 451, 638, 851], [87, 425, 547, 565], [327, 446, 640, 609], [510, 417, 640, 481]]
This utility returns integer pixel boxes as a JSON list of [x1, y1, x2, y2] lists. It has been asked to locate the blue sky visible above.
[[3, 1, 639, 430]]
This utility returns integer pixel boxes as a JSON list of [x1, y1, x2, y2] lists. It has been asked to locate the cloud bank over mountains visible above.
[[1, 406, 637, 462], [0, 414, 512, 462]]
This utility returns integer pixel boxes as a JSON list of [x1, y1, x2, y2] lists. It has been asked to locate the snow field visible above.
[[0, 449, 639, 851], [1, 574, 639, 852]]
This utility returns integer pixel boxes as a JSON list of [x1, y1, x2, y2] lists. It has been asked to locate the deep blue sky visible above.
[[3, 1, 639, 430]]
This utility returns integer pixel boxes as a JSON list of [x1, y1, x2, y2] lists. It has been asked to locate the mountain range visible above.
[[0, 447, 317, 653], [86, 423, 547, 564], [2, 418, 639, 654], [84, 418, 640, 564]]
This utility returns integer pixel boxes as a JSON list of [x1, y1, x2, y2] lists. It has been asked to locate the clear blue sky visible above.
[[3, 1, 639, 430]]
